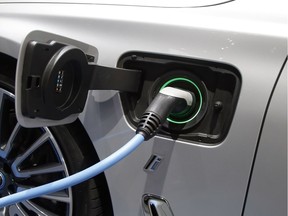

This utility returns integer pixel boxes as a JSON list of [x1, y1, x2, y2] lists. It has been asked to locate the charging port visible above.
[[118, 52, 241, 144], [149, 71, 208, 132]]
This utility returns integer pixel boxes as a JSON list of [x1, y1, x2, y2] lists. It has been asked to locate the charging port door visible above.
[[15, 31, 141, 128], [15, 31, 99, 127]]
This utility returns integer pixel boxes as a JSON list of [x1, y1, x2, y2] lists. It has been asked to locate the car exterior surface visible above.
[[0, 0, 287, 215]]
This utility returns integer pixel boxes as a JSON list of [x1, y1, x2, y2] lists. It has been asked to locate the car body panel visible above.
[[0, 1, 287, 215], [244, 62, 287, 216], [0, 0, 235, 8]]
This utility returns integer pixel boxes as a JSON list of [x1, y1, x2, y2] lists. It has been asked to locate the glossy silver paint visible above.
[[0, 0, 287, 215], [244, 63, 287, 216], [0, 0, 234, 7]]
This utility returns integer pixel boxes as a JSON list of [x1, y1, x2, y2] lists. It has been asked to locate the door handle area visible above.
[[143, 194, 174, 216]]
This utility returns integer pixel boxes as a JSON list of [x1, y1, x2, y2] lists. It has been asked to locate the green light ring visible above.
[[160, 77, 203, 124]]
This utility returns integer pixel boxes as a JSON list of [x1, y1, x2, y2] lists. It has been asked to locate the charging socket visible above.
[[118, 52, 241, 144], [149, 71, 208, 132]]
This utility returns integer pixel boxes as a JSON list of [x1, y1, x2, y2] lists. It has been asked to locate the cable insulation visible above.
[[0, 134, 144, 207]]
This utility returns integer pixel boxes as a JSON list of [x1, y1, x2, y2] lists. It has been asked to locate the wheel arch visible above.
[[0, 51, 114, 215]]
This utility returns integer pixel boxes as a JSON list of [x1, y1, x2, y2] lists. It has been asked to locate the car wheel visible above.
[[0, 68, 112, 215]]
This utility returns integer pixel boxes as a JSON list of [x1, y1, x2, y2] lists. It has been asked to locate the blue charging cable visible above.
[[0, 134, 144, 207], [0, 86, 193, 208]]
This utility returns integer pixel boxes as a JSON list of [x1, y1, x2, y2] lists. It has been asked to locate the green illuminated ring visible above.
[[160, 77, 203, 124]]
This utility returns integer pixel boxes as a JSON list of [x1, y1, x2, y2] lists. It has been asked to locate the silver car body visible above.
[[0, 0, 287, 215]]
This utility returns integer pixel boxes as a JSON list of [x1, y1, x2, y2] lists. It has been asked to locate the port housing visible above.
[[118, 52, 241, 144]]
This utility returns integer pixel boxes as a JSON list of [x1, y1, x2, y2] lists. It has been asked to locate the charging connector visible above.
[[0, 88, 192, 208], [137, 87, 194, 140]]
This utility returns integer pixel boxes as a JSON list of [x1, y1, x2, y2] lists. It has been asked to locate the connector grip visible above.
[[137, 87, 194, 140], [144, 93, 185, 124]]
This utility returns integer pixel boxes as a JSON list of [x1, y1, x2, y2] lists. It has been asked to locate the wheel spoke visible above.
[[11, 132, 50, 177], [13, 162, 65, 178], [9, 204, 29, 216], [20, 200, 57, 216], [17, 186, 71, 203], [0, 123, 21, 159], [41, 191, 71, 203]]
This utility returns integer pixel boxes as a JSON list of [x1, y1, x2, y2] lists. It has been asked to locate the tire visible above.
[[0, 55, 113, 216]]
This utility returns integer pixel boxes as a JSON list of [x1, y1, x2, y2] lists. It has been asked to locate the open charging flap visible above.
[[16, 31, 141, 127]]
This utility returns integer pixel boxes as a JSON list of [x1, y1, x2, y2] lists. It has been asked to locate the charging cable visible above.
[[0, 87, 193, 208]]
